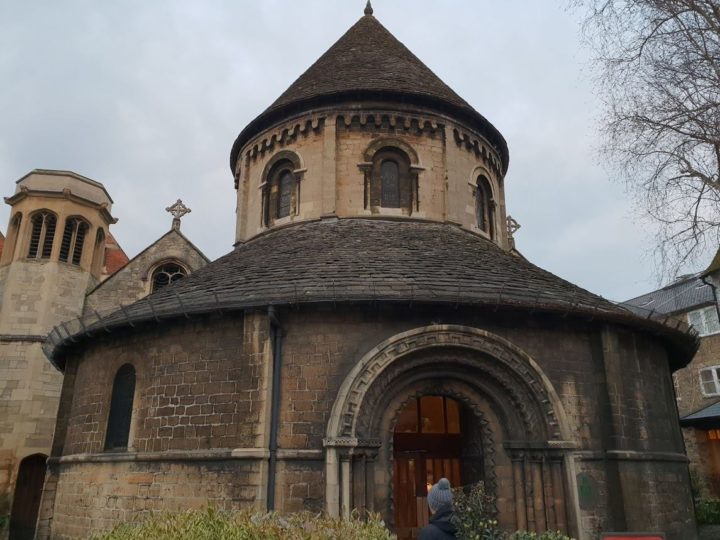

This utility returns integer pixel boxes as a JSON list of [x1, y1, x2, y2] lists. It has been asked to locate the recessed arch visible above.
[[9, 453, 47, 540], [27, 209, 58, 260], [326, 325, 570, 442], [362, 137, 420, 166], [324, 325, 576, 535]]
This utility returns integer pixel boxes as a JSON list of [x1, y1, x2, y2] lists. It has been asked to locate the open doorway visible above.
[[9, 453, 47, 540], [393, 396, 463, 540]]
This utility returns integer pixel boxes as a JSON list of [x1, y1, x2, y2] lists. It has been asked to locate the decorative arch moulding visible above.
[[453, 128, 503, 177], [326, 325, 573, 445], [336, 112, 444, 137], [242, 116, 325, 166]]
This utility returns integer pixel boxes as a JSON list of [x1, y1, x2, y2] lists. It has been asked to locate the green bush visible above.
[[696, 498, 720, 525], [94, 507, 395, 540], [451, 482, 575, 540], [451, 482, 503, 540]]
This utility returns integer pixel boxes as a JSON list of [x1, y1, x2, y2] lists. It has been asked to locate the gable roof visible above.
[[230, 11, 508, 174], [623, 273, 715, 316], [87, 228, 210, 296], [47, 218, 697, 368], [680, 400, 720, 428]]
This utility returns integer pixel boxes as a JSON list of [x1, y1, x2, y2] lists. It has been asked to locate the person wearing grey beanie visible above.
[[418, 478, 457, 539]]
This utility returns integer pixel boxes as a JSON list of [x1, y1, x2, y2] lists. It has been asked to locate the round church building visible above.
[[38, 5, 698, 540]]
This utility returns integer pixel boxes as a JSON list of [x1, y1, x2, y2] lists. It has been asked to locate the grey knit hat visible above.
[[427, 478, 453, 512]]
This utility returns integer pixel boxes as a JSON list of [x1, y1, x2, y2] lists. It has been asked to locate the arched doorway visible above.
[[393, 395, 463, 539], [9, 453, 47, 540], [325, 326, 576, 536]]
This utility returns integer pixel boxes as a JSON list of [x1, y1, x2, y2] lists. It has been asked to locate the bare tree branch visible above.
[[575, 0, 720, 279]]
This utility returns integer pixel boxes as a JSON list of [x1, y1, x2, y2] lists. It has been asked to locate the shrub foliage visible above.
[[94, 507, 395, 540], [696, 499, 720, 526]]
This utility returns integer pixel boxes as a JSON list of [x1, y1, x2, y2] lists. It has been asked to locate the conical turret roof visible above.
[[230, 10, 508, 173]]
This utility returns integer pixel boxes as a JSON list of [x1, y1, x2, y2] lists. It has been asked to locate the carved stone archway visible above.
[[324, 325, 578, 535]]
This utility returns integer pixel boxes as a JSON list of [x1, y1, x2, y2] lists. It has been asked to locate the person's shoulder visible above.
[[417, 524, 435, 540]]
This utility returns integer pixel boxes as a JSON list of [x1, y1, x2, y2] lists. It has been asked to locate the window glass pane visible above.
[[278, 171, 294, 218], [704, 307, 720, 334], [702, 380, 719, 395], [380, 160, 400, 208], [701, 369, 715, 383], [420, 396, 445, 433], [395, 398, 418, 433], [688, 310, 704, 332], [446, 398, 461, 434]]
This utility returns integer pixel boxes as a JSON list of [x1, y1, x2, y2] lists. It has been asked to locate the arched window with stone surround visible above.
[[366, 146, 416, 213], [475, 175, 494, 238], [27, 210, 57, 259], [105, 364, 136, 451], [58, 216, 90, 265], [263, 159, 299, 226], [151, 261, 187, 292]]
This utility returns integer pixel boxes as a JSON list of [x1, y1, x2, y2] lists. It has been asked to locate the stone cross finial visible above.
[[166, 199, 191, 231], [507, 216, 521, 249], [364, 1, 373, 16]]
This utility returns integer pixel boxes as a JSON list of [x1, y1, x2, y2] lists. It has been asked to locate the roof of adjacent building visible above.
[[680, 400, 720, 428], [229, 10, 509, 174], [622, 273, 714, 316], [46, 218, 697, 368]]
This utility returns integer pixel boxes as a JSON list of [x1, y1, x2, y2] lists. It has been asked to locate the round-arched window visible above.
[[151, 263, 187, 292]]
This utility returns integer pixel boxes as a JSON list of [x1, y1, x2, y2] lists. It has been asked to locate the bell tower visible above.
[[0, 170, 116, 531]]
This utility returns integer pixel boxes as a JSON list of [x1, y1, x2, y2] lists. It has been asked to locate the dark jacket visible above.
[[417, 505, 457, 540]]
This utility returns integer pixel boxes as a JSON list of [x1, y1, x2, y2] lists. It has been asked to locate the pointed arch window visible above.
[[151, 262, 187, 292], [59, 217, 89, 265], [27, 211, 57, 259], [105, 364, 136, 451], [475, 175, 494, 238], [263, 159, 299, 226]]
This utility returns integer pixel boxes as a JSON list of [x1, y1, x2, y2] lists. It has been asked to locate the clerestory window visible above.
[[263, 160, 299, 226], [475, 175, 494, 238], [27, 211, 57, 259], [58, 217, 89, 265], [151, 262, 187, 292], [368, 147, 415, 212]]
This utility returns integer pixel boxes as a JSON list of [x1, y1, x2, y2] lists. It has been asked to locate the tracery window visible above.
[[475, 175, 494, 237], [367, 147, 415, 212], [105, 364, 136, 451], [151, 262, 187, 292], [27, 211, 57, 259], [58, 217, 89, 265], [263, 159, 299, 226]]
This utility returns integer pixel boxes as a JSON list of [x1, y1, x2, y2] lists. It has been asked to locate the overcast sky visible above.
[[0, 0, 694, 302]]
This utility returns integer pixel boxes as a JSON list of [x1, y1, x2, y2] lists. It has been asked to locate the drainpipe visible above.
[[267, 306, 284, 511]]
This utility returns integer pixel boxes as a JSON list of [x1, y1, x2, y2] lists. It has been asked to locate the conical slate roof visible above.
[[230, 10, 508, 173], [45, 219, 697, 368]]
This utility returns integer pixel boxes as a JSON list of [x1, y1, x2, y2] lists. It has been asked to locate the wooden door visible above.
[[9, 454, 47, 540], [393, 396, 463, 540]]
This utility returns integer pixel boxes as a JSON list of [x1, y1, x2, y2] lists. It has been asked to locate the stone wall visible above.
[[235, 108, 508, 247], [42, 305, 695, 539], [84, 229, 208, 315], [0, 261, 93, 514]]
